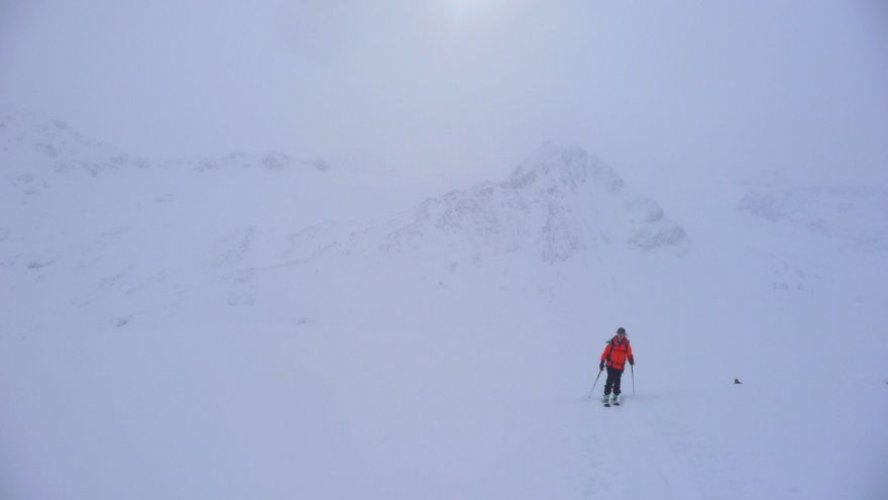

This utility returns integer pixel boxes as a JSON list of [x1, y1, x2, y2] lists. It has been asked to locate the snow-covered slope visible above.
[[1, 111, 885, 500], [1, 112, 692, 333]]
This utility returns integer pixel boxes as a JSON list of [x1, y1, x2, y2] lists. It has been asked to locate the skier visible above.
[[599, 327, 634, 406]]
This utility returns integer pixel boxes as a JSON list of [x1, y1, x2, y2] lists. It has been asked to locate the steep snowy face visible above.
[[383, 143, 689, 264]]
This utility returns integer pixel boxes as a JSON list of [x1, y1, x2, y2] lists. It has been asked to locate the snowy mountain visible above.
[[382, 143, 689, 263], [2, 111, 694, 332], [1, 111, 885, 500], [739, 178, 888, 254]]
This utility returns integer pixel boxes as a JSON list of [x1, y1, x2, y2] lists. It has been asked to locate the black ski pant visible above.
[[603, 367, 624, 396]]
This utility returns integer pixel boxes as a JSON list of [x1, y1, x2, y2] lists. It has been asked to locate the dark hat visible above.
[[616, 327, 626, 335]]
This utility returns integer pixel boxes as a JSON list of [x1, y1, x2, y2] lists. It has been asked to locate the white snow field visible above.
[[1, 111, 886, 499]]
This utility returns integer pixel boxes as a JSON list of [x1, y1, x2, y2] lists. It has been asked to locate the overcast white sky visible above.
[[1, 0, 886, 186]]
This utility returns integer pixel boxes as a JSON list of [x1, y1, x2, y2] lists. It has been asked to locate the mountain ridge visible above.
[[2, 110, 884, 332]]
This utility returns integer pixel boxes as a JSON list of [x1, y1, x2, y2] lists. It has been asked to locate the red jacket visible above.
[[600, 336, 634, 370]]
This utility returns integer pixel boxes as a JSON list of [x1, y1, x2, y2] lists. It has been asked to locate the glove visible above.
[[628, 357, 635, 366], [599, 361, 605, 371]]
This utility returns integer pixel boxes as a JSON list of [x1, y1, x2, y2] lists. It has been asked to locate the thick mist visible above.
[[2, 0, 886, 188]]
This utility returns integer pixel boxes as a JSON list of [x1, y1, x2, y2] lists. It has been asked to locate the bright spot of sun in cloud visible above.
[[447, 0, 507, 16]]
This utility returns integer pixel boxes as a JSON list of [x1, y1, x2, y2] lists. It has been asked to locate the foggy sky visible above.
[[2, 0, 886, 186]]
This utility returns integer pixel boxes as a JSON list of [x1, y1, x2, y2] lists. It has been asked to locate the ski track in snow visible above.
[[581, 393, 748, 500]]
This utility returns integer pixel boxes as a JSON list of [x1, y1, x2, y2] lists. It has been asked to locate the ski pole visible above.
[[631, 364, 636, 396], [587, 368, 603, 399]]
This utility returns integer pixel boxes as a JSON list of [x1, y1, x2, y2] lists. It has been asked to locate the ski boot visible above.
[[611, 394, 621, 406], [602, 394, 611, 407]]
